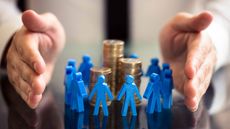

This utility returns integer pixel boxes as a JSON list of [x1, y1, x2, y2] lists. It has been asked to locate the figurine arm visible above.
[[105, 84, 114, 100], [117, 84, 126, 101], [88, 84, 97, 100], [145, 66, 151, 76], [143, 82, 153, 99], [78, 64, 85, 72], [133, 84, 142, 100], [77, 81, 87, 97]]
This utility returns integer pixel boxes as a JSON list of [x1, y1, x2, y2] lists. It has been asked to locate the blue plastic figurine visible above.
[[64, 66, 73, 106], [143, 73, 162, 113], [78, 55, 94, 85], [145, 58, 161, 77], [67, 59, 77, 72], [129, 53, 138, 59], [117, 75, 142, 116], [161, 63, 170, 79], [88, 75, 114, 116], [70, 72, 87, 112], [162, 69, 173, 109]]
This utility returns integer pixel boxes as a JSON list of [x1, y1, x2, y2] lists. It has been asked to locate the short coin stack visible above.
[[103, 40, 124, 96], [117, 58, 143, 105], [89, 67, 112, 106]]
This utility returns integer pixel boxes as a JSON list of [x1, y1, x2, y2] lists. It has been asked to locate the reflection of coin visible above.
[[89, 67, 112, 106]]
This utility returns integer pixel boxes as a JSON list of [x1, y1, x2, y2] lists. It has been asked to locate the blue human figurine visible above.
[[70, 72, 87, 112], [161, 63, 170, 79], [162, 69, 173, 109], [143, 73, 162, 113], [117, 75, 142, 116], [64, 66, 73, 106], [88, 75, 113, 116], [78, 55, 94, 85], [67, 59, 77, 72], [129, 53, 138, 59], [145, 58, 161, 77]]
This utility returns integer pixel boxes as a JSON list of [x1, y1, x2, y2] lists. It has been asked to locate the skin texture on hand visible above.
[[6, 10, 65, 109], [160, 11, 217, 112]]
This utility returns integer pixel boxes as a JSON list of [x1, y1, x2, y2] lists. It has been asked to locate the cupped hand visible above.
[[6, 10, 65, 108], [159, 11, 217, 112]]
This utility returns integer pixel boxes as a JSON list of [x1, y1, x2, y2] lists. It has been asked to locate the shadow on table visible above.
[[1, 76, 64, 129]]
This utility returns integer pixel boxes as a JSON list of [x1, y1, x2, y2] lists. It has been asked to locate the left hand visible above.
[[159, 11, 217, 112]]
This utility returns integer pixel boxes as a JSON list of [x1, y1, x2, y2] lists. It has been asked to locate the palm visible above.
[[160, 30, 200, 93]]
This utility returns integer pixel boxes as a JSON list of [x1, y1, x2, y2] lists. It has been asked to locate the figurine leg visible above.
[[147, 95, 156, 114], [122, 99, 129, 116], [156, 97, 161, 112], [130, 98, 137, 116], [162, 95, 168, 109], [102, 99, 109, 116], [170, 94, 173, 106], [93, 99, 101, 116], [76, 97, 84, 112], [71, 99, 77, 110]]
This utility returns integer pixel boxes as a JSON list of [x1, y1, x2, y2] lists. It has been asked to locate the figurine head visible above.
[[151, 58, 159, 65], [67, 59, 76, 68], [73, 72, 82, 81], [83, 55, 91, 62], [97, 75, 105, 83], [150, 73, 160, 82], [65, 66, 73, 75], [125, 75, 134, 83], [164, 69, 172, 78], [129, 53, 138, 59], [162, 63, 170, 71]]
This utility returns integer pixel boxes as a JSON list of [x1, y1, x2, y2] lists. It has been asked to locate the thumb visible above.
[[172, 11, 213, 32], [22, 10, 58, 33]]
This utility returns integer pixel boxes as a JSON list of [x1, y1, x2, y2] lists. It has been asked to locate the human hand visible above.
[[6, 10, 65, 108], [159, 11, 216, 112]]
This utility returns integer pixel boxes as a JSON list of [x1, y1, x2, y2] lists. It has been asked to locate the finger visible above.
[[184, 32, 211, 79], [28, 92, 42, 109], [8, 44, 46, 95], [13, 32, 46, 74], [7, 65, 42, 109], [12, 51, 46, 95], [22, 10, 57, 33], [7, 64, 29, 102], [184, 51, 215, 111], [21, 10, 66, 52], [172, 11, 213, 32], [184, 73, 212, 112]]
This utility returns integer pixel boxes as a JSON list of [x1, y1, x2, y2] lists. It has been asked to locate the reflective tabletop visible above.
[[0, 73, 222, 129]]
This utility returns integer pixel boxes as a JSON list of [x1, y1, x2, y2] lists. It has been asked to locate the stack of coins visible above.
[[117, 58, 143, 105], [103, 40, 124, 96], [89, 67, 112, 106]]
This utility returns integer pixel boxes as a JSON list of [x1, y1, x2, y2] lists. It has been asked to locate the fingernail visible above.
[[28, 92, 32, 102], [191, 97, 198, 112], [34, 62, 38, 72]]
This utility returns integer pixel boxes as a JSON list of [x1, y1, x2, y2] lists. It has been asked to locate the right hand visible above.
[[6, 10, 65, 108]]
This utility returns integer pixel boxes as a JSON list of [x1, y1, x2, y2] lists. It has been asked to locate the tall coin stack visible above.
[[117, 58, 143, 105], [89, 67, 112, 106], [103, 40, 124, 96]]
